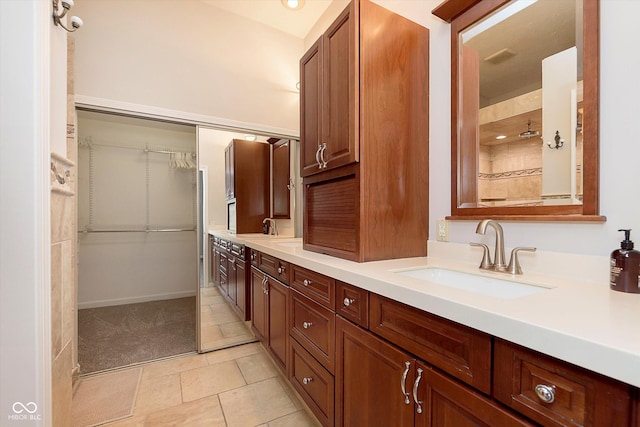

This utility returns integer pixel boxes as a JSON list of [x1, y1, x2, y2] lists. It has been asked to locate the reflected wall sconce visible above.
[[547, 130, 564, 149], [52, 0, 83, 32]]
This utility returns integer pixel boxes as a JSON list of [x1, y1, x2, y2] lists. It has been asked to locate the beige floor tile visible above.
[[104, 414, 145, 426], [143, 395, 226, 426], [200, 295, 226, 306], [200, 287, 219, 297], [236, 352, 279, 384], [141, 354, 208, 380], [205, 342, 262, 365], [258, 410, 321, 427], [219, 320, 252, 338], [219, 377, 298, 426], [134, 373, 182, 415], [201, 324, 224, 347], [180, 360, 246, 402]]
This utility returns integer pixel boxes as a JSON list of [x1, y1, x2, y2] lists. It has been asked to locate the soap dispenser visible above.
[[610, 229, 640, 293]]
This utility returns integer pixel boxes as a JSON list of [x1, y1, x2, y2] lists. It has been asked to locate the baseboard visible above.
[[78, 290, 197, 309]]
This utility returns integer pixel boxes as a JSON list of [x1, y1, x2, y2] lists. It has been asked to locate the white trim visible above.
[[77, 290, 197, 310], [74, 95, 300, 140]]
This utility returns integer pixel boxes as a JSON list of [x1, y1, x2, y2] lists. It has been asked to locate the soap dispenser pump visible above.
[[610, 229, 640, 293]]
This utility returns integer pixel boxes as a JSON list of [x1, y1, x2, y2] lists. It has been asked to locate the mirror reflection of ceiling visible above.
[[464, 0, 582, 108]]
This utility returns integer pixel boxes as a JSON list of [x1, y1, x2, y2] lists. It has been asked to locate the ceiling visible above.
[[200, 0, 333, 39]]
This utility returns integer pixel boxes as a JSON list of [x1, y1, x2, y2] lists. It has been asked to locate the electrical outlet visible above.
[[437, 219, 449, 242]]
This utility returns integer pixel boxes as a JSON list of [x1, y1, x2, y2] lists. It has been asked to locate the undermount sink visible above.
[[394, 267, 551, 299]]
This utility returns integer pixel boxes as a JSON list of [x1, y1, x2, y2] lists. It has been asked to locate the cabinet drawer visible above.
[[258, 252, 278, 277], [335, 281, 368, 328], [290, 339, 334, 427], [290, 290, 335, 373], [274, 260, 290, 285], [493, 339, 632, 427], [291, 265, 335, 309], [369, 293, 492, 394], [230, 242, 245, 260]]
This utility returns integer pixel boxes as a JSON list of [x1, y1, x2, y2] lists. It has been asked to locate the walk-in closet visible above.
[[76, 111, 198, 374]]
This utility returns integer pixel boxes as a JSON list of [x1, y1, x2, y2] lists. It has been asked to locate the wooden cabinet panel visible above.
[[336, 316, 415, 427], [219, 251, 228, 295], [290, 339, 335, 427], [300, 37, 324, 177], [235, 260, 247, 319], [291, 264, 335, 309], [300, 0, 429, 263], [228, 256, 238, 304], [268, 276, 289, 373], [321, 2, 358, 173], [272, 141, 291, 219], [251, 267, 267, 342], [258, 252, 278, 278], [290, 290, 335, 373], [226, 139, 269, 233], [212, 242, 220, 286], [416, 363, 534, 427], [369, 293, 492, 394], [493, 339, 632, 427], [335, 281, 368, 328]]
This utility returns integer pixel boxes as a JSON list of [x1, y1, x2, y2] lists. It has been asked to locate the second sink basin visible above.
[[394, 267, 551, 299]]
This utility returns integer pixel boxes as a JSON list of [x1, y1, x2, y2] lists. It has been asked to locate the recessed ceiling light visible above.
[[244, 134, 257, 141], [281, 0, 305, 11], [496, 135, 507, 140]]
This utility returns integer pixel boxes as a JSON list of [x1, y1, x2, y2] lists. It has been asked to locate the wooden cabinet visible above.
[[494, 339, 632, 427], [250, 261, 290, 374], [225, 139, 269, 233], [272, 140, 291, 219], [369, 293, 492, 394], [335, 280, 368, 328], [300, 4, 357, 178], [212, 236, 249, 321], [336, 316, 532, 427], [300, 0, 429, 262]]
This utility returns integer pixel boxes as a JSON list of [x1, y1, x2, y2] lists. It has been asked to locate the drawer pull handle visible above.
[[401, 361, 411, 405], [303, 377, 313, 385], [278, 266, 286, 274], [535, 384, 555, 403], [303, 279, 312, 287], [343, 297, 355, 307], [302, 321, 313, 329], [413, 367, 423, 414]]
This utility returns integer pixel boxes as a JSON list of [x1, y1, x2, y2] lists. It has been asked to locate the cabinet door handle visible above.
[[303, 279, 312, 287], [413, 367, 423, 414], [343, 297, 355, 307], [534, 384, 555, 403], [401, 361, 411, 405], [302, 321, 313, 329], [230, 259, 236, 270], [261, 276, 268, 294], [319, 142, 328, 168], [315, 144, 322, 169], [251, 253, 256, 261], [302, 377, 313, 385]]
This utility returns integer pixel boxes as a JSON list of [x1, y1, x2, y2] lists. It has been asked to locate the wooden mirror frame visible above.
[[434, 0, 604, 222]]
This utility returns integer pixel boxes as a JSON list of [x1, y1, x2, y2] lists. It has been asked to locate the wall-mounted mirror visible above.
[[437, 0, 603, 221]]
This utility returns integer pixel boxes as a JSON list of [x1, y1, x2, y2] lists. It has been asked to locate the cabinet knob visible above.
[[303, 279, 312, 287], [302, 321, 313, 329], [343, 297, 355, 307], [302, 377, 313, 385], [278, 266, 286, 274], [251, 253, 256, 261], [534, 384, 555, 404]]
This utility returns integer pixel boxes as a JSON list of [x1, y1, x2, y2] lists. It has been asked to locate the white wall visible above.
[[73, 0, 303, 134], [1, 1, 56, 423], [350, 0, 640, 258], [76, 111, 198, 308]]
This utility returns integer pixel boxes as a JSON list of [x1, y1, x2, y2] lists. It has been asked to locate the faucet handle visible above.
[[470, 242, 493, 270], [507, 247, 536, 275]]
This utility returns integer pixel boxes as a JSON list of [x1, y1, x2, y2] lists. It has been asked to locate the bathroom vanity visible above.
[[209, 231, 640, 426]]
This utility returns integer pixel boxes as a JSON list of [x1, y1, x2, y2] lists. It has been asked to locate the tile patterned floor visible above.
[[200, 286, 256, 350], [74, 342, 320, 427]]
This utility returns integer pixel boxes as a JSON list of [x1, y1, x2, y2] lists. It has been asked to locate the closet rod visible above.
[[79, 227, 195, 233], [143, 147, 195, 156]]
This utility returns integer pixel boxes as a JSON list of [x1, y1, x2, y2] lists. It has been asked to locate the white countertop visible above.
[[211, 230, 640, 388]]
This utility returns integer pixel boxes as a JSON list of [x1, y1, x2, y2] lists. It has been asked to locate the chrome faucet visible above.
[[472, 219, 536, 275], [262, 218, 278, 236], [475, 219, 507, 271]]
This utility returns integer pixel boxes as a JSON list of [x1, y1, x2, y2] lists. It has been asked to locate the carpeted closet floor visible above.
[[78, 297, 197, 374]]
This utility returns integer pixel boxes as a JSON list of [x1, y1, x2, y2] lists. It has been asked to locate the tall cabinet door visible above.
[[250, 267, 267, 342], [267, 277, 289, 372], [336, 316, 415, 427], [300, 38, 323, 177], [321, 1, 358, 173]]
